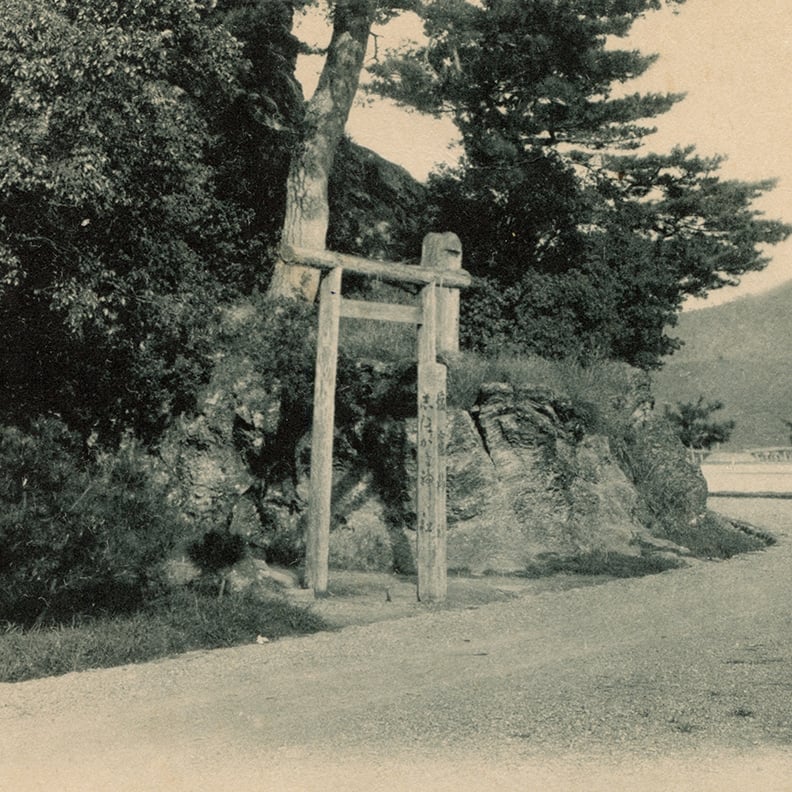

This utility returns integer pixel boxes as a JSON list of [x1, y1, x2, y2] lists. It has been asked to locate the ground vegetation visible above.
[[0, 0, 782, 651]]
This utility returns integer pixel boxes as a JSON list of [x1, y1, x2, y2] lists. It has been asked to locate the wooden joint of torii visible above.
[[279, 233, 470, 602]]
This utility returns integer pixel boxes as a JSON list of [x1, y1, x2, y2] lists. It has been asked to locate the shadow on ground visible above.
[[293, 569, 616, 629]]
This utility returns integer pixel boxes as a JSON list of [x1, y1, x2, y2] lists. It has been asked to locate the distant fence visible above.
[[745, 447, 792, 462], [688, 447, 792, 465], [695, 447, 792, 496]]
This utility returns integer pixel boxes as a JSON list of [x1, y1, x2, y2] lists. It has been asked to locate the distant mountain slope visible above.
[[651, 281, 792, 450]]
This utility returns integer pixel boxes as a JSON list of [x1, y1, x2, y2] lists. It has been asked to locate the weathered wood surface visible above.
[[416, 283, 448, 602], [300, 233, 464, 600], [421, 232, 462, 356], [280, 243, 471, 289], [305, 267, 342, 595], [340, 298, 421, 324]]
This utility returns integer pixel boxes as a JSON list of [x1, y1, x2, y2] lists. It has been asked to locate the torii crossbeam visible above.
[[279, 233, 470, 602]]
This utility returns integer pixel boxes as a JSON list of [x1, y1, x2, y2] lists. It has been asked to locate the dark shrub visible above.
[[0, 419, 183, 624], [188, 528, 246, 596], [189, 529, 246, 576]]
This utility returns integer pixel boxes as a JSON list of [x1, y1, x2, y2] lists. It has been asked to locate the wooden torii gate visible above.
[[280, 233, 470, 602]]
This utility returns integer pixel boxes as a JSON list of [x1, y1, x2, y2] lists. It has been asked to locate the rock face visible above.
[[322, 380, 694, 575], [442, 408, 527, 573], [328, 139, 427, 261], [157, 303, 284, 553], [434, 384, 653, 573], [158, 315, 697, 580]]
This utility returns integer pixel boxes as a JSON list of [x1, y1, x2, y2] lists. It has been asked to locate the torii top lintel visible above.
[[279, 241, 471, 291]]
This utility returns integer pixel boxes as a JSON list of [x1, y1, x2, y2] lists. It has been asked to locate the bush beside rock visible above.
[[152, 310, 756, 585], [0, 419, 183, 624]]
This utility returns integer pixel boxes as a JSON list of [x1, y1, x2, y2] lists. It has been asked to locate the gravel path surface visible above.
[[2, 497, 792, 791]]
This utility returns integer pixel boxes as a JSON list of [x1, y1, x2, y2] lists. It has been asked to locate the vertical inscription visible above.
[[416, 280, 448, 602], [415, 363, 447, 599], [418, 391, 435, 532]]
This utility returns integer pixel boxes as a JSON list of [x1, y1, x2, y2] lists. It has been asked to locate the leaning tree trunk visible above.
[[268, 1, 375, 301]]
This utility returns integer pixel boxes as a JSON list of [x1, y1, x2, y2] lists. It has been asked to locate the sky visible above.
[[295, 0, 792, 310], [625, 0, 792, 309]]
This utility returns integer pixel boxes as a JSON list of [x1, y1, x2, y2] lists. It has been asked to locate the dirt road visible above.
[[2, 497, 792, 791]]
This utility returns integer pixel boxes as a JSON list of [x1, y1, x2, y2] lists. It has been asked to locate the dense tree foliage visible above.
[[1, 0, 789, 448], [664, 396, 735, 450], [369, 0, 790, 367], [0, 0, 254, 442], [0, 0, 426, 443], [207, 0, 307, 288]]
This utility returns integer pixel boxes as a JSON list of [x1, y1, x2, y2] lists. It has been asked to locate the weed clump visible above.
[[521, 550, 683, 579]]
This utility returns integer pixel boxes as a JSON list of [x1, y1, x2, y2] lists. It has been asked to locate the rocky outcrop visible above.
[[157, 303, 286, 564], [158, 320, 696, 580], [322, 381, 693, 575], [441, 408, 528, 573], [328, 139, 427, 261], [421, 384, 667, 573]]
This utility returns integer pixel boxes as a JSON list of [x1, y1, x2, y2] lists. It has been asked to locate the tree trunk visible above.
[[268, 1, 375, 301]]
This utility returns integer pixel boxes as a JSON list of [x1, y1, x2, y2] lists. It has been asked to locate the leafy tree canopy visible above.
[[0, 0, 253, 442], [368, 0, 790, 367]]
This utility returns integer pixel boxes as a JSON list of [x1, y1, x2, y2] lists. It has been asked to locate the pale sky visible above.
[[626, 0, 792, 309], [296, 0, 792, 310]]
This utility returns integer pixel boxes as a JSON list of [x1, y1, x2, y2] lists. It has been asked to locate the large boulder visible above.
[[157, 304, 699, 582], [348, 381, 663, 575], [442, 408, 528, 573], [328, 139, 427, 261], [440, 383, 650, 573], [328, 474, 403, 572], [318, 379, 693, 576]]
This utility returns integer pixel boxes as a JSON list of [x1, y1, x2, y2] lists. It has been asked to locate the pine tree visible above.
[[367, 0, 789, 366]]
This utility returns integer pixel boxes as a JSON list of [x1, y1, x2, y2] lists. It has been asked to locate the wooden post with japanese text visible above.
[[416, 282, 448, 602], [279, 235, 469, 601]]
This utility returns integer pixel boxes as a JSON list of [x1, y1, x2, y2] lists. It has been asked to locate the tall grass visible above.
[[444, 351, 632, 414], [339, 279, 419, 363], [0, 589, 327, 683], [339, 302, 635, 426], [651, 511, 770, 560], [341, 317, 417, 362]]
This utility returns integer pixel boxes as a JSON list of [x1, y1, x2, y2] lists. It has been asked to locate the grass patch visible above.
[[516, 512, 773, 581], [520, 550, 684, 579], [444, 350, 610, 412], [338, 281, 419, 363], [341, 316, 418, 363], [338, 314, 635, 438], [658, 511, 772, 559], [0, 588, 327, 683]]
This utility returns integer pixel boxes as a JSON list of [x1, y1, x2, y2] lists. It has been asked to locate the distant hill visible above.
[[651, 281, 792, 450]]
